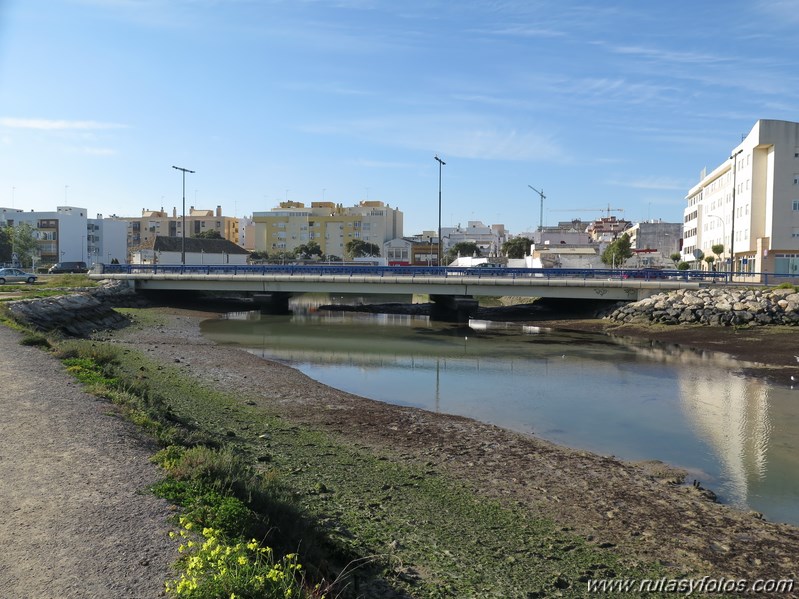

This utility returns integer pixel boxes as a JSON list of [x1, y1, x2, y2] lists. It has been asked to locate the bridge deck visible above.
[[92, 265, 712, 301]]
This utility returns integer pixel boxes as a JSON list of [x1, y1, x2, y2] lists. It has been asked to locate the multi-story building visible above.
[[586, 216, 632, 243], [113, 206, 240, 255], [683, 119, 799, 279], [440, 221, 507, 257], [0, 206, 126, 267], [625, 221, 682, 255], [252, 200, 403, 258]]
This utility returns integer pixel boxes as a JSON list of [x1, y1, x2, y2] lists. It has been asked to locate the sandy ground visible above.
[[102, 308, 799, 593], [0, 325, 175, 599]]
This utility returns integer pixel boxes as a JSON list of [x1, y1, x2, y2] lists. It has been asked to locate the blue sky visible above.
[[2, 0, 799, 235]]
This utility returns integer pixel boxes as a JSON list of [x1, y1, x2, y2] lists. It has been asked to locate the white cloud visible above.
[[79, 146, 118, 156], [607, 176, 687, 191], [300, 114, 570, 163], [0, 118, 127, 131]]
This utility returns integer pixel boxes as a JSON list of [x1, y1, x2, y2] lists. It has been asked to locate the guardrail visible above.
[[94, 263, 736, 283]]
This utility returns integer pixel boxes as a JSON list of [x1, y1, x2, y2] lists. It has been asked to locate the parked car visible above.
[[0, 268, 38, 284], [48, 261, 89, 274]]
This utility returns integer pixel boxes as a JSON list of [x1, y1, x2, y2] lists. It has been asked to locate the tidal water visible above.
[[200, 302, 799, 525]]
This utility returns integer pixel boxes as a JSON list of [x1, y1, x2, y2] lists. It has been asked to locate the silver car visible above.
[[0, 268, 37, 285]]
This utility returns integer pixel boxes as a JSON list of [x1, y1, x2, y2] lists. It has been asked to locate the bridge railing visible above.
[[94, 263, 735, 283]]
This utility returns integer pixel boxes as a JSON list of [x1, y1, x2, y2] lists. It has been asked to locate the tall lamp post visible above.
[[172, 165, 195, 265], [729, 149, 743, 275], [434, 155, 446, 266], [528, 185, 545, 242], [705, 213, 727, 271]]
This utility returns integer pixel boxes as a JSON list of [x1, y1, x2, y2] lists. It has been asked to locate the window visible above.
[[793, 200, 799, 211], [794, 174, 799, 185], [792, 228, 799, 238]]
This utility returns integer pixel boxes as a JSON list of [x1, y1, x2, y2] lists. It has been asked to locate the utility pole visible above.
[[528, 185, 545, 240], [172, 165, 195, 265]]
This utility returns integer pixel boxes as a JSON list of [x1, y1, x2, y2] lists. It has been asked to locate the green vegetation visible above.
[[344, 239, 381, 259], [39, 334, 681, 598], [0, 222, 38, 267], [502, 236, 533, 259], [446, 241, 481, 263], [600, 233, 633, 267]]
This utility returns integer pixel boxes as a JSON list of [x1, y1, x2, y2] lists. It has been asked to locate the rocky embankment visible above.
[[6, 281, 144, 336], [608, 286, 799, 326]]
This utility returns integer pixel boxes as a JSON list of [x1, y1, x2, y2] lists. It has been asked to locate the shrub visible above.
[[20, 334, 51, 348], [165, 519, 314, 599]]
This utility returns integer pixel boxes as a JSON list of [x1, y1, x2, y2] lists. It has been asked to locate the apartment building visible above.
[[114, 206, 240, 253], [252, 200, 403, 258], [683, 119, 799, 278], [440, 221, 507, 257], [0, 205, 127, 267]]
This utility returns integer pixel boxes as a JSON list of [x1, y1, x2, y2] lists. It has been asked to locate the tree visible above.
[[345, 239, 381, 259], [8, 222, 38, 267], [693, 249, 705, 270], [711, 244, 724, 259], [677, 261, 690, 270], [704, 255, 715, 270], [194, 229, 223, 239], [446, 241, 481, 263], [0, 225, 12, 264], [502, 236, 533, 259], [296, 241, 323, 260], [669, 252, 681, 266], [269, 251, 296, 263], [249, 250, 269, 262], [600, 233, 633, 267]]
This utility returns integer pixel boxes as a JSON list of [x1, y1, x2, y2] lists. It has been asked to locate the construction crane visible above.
[[550, 204, 624, 217], [528, 185, 545, 232]]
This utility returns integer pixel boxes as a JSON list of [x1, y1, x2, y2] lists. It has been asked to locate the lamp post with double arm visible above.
[[435, 155, 446, 266], [172, 165, 195, 265]]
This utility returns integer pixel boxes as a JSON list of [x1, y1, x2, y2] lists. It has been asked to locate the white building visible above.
[[0, 206, 127, 268], [441, 221, 507, 257], [683, 119, 799, 279]]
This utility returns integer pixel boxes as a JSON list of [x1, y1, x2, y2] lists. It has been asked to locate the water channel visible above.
[[200, 297, 799, 526]]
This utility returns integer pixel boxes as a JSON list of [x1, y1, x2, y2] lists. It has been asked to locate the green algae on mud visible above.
[[66, 338, 679, 598]]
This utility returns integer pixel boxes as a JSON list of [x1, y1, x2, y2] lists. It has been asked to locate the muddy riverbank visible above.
[[101, 306, 799, 591]]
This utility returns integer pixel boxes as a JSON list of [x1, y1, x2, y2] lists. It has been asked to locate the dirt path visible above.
[[0, 326, 175, 599]]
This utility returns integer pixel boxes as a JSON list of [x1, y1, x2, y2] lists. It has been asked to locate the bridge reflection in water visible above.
[[200, 308, 799, 525]]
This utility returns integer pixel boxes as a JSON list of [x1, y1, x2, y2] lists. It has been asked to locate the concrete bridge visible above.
[[92, 264, 720, 320]]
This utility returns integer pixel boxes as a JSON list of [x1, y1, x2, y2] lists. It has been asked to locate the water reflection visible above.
[[200, 309, 799, 525]]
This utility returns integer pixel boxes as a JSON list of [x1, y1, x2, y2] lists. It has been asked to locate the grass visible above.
[[44, 337, 688, 598]]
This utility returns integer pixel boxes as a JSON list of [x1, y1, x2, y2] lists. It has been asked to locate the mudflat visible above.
[[104, 308, 799, 591]]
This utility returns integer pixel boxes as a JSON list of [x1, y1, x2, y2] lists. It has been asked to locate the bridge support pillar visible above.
[[252, 292, 292, 314], [430, 295, 478, 323]]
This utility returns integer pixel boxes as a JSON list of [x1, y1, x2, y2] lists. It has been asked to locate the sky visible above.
[[1, 0, 799, 236]]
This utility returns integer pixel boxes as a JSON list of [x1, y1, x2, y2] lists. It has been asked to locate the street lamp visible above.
[[705, 213, 727, 270], [434, 155, 446, 265], [172, 165, 195, 265], [729, 149, 743, 275]]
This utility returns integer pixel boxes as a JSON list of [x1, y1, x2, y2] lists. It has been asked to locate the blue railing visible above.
[[95, 263, 739, 283]]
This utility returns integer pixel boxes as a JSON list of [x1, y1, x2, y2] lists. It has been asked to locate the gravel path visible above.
[[0, 325, 175, 599]]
